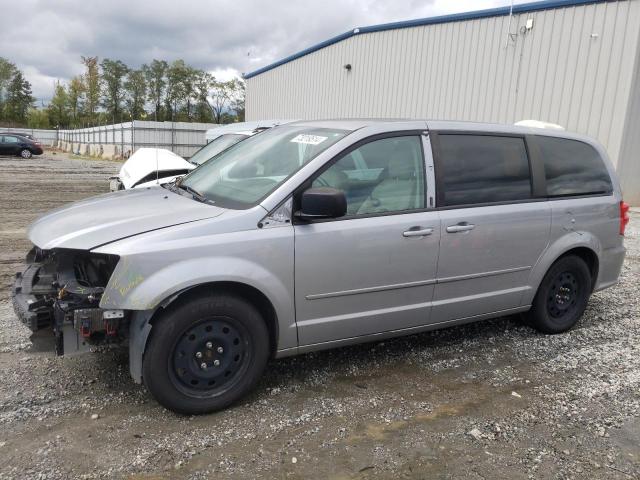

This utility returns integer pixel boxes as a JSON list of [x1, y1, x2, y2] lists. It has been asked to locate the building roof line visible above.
[[243, 0, 608, 79]]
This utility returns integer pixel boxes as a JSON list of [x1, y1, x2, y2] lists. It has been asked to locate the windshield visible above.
[[181, 125, 349, 208], [189, 133, 248, 165]]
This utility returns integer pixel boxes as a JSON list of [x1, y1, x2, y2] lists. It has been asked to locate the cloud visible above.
[[0, 0, 519, 102]]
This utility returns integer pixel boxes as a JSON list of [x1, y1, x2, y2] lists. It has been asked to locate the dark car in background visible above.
[[6, 132, 36, 141], [0, 133, 43, 158]]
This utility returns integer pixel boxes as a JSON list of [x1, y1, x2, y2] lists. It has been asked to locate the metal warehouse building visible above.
[[244, 0, 640, 203]]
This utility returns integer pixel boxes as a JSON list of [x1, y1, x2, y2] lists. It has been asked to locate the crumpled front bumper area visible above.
[[12, 264, 55, 331], [11, 247, 125, 355]]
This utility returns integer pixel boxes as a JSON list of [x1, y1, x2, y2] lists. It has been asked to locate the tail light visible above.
[[620, 201, 630, 235]]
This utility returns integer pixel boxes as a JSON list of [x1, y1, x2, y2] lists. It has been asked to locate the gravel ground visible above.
[[0, 151, 638, 479]]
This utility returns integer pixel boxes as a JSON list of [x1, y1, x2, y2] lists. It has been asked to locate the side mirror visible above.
[[298, 187, 347, 219]]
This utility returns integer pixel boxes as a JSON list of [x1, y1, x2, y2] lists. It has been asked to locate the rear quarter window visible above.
[[537, 136, 612, 197]]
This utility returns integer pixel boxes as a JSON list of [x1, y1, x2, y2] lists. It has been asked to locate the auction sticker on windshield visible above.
[[290, 134, 327, 145]]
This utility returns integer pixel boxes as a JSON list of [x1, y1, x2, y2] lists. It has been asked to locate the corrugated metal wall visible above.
[[56, 121, 219, 158], [246, 0, 640, 201], [617, 23, 640, 204]]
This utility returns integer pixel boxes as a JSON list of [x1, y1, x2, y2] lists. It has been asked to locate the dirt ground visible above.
[[0, 151, 639, 480]]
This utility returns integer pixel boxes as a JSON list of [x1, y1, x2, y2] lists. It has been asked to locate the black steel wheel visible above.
[[143, 292, 270, 414], [169, 317, 249, 397], [546, 271, 579, 319], [527, 255, 591, 334]]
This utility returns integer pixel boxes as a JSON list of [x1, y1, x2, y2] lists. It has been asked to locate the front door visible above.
[[430, 133, 551, 322], [294, 134, 440, 346]]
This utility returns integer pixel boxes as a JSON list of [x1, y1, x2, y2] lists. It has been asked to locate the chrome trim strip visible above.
[[305, 278, 436, 300], [305, 265, 530, 300], [437, 265, 530, 284], [297, 300, 432, 327]]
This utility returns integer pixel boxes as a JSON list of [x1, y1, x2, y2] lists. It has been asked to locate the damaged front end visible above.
[[12, 247, 126, 355]]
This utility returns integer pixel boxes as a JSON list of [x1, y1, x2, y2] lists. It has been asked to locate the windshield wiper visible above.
[[176, 183, 208, 202], [168, 176, 208, 202]]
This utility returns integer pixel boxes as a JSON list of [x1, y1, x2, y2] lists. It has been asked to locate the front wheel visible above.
[[527, 255, 592, 334], [143, 292, 270, 414], [20, 149, 33, 159]]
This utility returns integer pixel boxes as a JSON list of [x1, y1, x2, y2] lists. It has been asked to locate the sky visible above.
[[0, 0, 526, 103]]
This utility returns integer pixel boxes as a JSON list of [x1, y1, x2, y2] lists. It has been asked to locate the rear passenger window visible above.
[[536, 136, 612, 197], [437, 134, 531, 206]]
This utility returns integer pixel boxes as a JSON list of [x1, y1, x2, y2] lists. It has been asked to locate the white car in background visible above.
[[110, 121, 294, 191], [109, 148, 196, 191]]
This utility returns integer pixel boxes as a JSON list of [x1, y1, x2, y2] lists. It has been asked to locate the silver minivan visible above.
[[12, 120, 628, 414]]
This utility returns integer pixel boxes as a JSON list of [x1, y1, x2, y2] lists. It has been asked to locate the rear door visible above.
[[430, 132, 551, 322], [294, 133, 440, 346]]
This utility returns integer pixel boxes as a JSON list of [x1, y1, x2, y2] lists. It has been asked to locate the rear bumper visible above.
[[594, 244, 626, 292]]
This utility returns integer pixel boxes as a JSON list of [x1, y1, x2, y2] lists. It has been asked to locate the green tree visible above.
[[27, 107, 50, 128], [143, 59, 168, 121], [219, 111, 236, 124], [4, 70, 34, 124], [181, 66, 199, 121], [207, 78, 236, 124], [100, 58, 129, 122], [0, 57, 17, 120], [67, 76, 84, 127], [230, 78, 245, 122], [165, 60, 190, 120], [47, 81, 70, 127], [124, 69, 147, 120], [81, 56, 100, 124], [194, 71, 214, 123]]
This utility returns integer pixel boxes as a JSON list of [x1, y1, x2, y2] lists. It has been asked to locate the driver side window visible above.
[[313, 135, 425, 216]]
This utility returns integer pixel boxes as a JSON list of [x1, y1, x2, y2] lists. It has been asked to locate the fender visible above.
[[101, 255, 297, 381], [523, 230, 601, 305]]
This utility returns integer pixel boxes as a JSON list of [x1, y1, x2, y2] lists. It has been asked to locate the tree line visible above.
[[0, 56, 246, 129]]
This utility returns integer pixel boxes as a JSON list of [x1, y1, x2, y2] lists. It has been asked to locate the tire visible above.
[[527, 255, 592, 334], [143, 292, 270, 414], [19, 149, 32, 159]]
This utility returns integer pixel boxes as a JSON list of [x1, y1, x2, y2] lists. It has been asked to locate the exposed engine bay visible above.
[[12, 247, 127, 355]]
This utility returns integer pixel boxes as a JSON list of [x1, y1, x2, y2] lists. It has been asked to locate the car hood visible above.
[[29, 186, 225, 250]]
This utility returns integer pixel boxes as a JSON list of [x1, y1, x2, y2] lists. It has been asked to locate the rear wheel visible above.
[[527, 255, 592, 334], [20, 149, 32, 159], [143, 292, 269, 414]]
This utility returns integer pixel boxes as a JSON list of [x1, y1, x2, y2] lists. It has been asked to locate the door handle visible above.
[[446, 223, 475, 233], [403, 227, 434, 237]]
